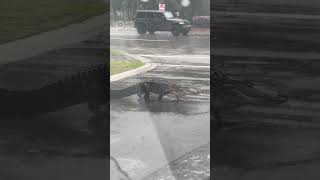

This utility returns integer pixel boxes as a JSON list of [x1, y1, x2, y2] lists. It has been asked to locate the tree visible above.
[[110, 0, 140, 20]]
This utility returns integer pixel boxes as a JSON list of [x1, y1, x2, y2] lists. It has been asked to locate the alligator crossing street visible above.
[[110, 29, 210, 180], [213, 1, 320, 179]]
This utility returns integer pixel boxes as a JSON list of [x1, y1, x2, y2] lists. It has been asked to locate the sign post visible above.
[[159, 4, 165, 12]]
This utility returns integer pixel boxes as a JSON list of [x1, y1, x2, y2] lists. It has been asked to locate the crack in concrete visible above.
[[110, 156, 133, 180]]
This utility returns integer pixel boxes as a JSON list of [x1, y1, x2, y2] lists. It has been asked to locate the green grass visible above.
[[110, 60, 145, 75], [110, 48, 124, 56], [0, 0, 108, 44]]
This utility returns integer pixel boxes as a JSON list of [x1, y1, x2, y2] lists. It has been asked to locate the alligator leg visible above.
[[158, 94, 163, 101], [170, 92, 180, 102], [144, 92, 150, 102]]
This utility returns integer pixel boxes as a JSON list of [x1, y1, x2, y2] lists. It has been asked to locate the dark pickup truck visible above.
[[134, 10, 192, 36]]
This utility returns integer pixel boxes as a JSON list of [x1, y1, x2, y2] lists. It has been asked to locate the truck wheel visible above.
[[171, 27, 180, 36], [137, 24, 147, 35]]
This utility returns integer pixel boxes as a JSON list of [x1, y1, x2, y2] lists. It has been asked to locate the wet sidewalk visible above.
[[143, 143, 210, 180]]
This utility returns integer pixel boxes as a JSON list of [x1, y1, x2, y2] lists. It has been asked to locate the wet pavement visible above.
[[143, 143, 210, 180], [213, 1, 320, 179], [110, 28, 210, 179], [111, 28, 210, 55]]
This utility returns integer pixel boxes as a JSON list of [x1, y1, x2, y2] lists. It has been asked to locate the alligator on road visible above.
[[111, 79, 187, 102], [212, 71, 288, 133]]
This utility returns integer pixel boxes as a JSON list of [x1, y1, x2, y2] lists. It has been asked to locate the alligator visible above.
[[110, 79, 187, 102], [212, 70, 288, 132]]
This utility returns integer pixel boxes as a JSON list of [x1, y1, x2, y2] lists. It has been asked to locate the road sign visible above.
[[159, 4, 165, 12]]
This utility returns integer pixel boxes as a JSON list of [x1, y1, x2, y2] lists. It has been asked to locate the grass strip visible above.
[[110, 60, 144, 75], [110, 48, 124, 56]]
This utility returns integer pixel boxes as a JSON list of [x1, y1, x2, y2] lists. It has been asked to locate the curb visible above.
[[110, 50, 157, 82]]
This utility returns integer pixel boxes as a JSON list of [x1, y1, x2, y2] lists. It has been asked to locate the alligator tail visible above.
[[110, 84, 140, 99]]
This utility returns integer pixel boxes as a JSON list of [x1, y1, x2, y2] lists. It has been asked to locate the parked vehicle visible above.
[[134, 10, 192, 36]]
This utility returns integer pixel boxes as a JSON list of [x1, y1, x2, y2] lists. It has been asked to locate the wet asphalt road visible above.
[[213, 1, 320, 179], [110, 28, 210, 180]]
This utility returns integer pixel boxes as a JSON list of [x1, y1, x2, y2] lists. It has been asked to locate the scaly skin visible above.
[[111, 79, 187, 102]]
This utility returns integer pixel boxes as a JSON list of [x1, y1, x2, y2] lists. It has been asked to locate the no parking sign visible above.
[[159, 4, 165, 12]]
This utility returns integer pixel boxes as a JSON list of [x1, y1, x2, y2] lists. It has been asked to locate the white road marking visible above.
[[110, 38, 170, 42], [214, 11, 320, 20]]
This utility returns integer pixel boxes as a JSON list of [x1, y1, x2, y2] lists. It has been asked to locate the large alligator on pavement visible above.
[[110, 79, 188, 102], [212, 70, 288, 133]]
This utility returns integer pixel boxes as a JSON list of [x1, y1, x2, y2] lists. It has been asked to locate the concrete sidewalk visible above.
[[143, 143, 210, 180]]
